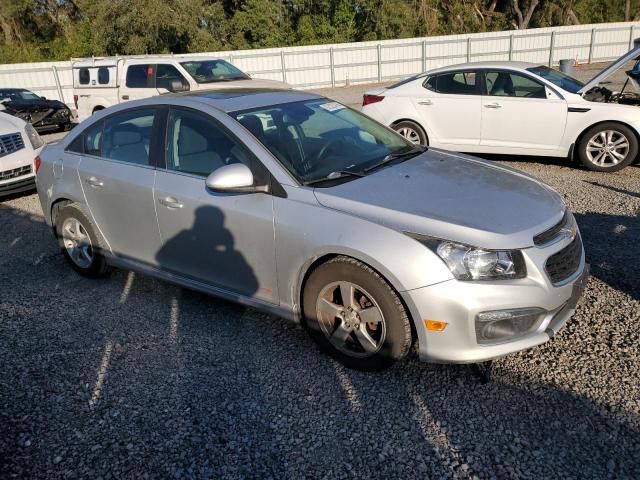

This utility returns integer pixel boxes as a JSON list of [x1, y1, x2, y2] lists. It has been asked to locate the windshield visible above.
[[0, 89, 40, 101], [180, 60, 250, 83], [527, 65, 584, 94], [232, 99, 412, 185]]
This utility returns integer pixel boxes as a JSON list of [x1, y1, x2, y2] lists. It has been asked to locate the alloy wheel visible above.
[[61, 217, 94, 269], [396, 126, 421, 144], [585, 130, 630, 167], [315, 281, 386, 358]]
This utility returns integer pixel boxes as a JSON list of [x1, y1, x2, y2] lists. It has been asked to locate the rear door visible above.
[[480, 70, 567, 151], [77, 107, 163, 265], [413, 70, 482, 147]]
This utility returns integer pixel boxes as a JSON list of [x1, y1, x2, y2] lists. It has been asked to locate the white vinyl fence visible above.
[[1, 21, 639, 107]]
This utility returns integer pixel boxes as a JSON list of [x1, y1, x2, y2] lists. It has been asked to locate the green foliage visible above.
[[0, 0, 636, 63]]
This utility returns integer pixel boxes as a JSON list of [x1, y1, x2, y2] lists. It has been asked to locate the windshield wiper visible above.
[[363, 145, 427, 173], [303, 170, 365, 186]]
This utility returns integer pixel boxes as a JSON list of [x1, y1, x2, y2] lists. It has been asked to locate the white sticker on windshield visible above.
[[319, 101, 345, 112]]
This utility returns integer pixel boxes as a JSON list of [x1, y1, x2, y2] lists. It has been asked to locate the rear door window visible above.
[[83, 121, 104, 156], [423, 71, 479, 95], [102, 109, 156, 166], [126, 65, 153, 88]]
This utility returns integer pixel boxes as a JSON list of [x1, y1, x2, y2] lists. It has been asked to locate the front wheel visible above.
[[392, 120, 428, 145], [303, 257, 412, 371], [577, 122, 638, 172]]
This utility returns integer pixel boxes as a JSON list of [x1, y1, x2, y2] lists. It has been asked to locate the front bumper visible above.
[[0, 174, 35, 197], [402, 244, 588, 364]]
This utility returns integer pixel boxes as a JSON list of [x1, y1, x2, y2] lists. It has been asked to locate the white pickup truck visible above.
[[72, 55, 288, 121]]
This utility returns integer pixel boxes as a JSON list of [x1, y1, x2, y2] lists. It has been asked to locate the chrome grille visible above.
[[0, 164, 32, 181], [545, 235, 583, 285], [0, 133, 25, 158], [534, 210, 570, 246]]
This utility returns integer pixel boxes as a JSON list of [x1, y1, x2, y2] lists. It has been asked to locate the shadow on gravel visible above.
[[586, 180, 640, 199], [575, 210, 639, 300]]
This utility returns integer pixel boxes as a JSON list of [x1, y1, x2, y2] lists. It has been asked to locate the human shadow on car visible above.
[[155, 205, 259, 299]]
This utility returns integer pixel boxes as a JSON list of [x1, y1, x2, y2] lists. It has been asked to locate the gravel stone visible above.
[[1, 105, 639, 478]]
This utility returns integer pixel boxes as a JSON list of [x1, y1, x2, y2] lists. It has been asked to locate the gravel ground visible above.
[[2, 67, 640, 478]]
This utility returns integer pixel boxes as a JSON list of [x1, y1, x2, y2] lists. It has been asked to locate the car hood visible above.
[[193, 78, 290, 90], [0, 111, 26, 135], [313, 149, 565, 250], [578, 39, 640, 94]]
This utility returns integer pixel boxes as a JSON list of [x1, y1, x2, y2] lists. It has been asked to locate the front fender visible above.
[[273, 191, 453, 316]]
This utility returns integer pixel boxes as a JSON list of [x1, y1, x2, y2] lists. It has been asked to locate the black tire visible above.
[[303, 256, 412, 371], [55, 205, 109, 278], [577, 122, 638, 172], [392, 120, 428, 146]]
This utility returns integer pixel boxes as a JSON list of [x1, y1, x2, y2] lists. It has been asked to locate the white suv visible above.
[[0, 112, 44, 197], [72, 56, 288, 121]]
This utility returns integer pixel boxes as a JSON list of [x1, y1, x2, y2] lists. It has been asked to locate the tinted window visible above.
[[166, 108, 254, 177], [98, 67, 110, 85], [126, 65, 153, 88], [102, 109, 156, 166], [424, 71, 479, 95], [84, 121, 103, 156], [79, 68, 90, 85], [485, 71, 546, 98], [67, 134, 84, 154], [156, 64, 188, 91]]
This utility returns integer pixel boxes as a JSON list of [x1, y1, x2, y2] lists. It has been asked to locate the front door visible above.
[[77, 107, 162, 265], [480, 70, 567, 151], [413, 70, 482, 147], [154, 107, 278, 304]]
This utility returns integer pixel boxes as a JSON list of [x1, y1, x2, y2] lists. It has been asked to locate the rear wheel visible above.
[[577, 122, 638, 172], [392, 120, 427, 145], [55, 205, 108, 278], [303, 256, 412, 371]]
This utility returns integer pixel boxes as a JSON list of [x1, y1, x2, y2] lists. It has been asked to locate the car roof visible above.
[[0, 88, 28, 92], [426, 61, 540, 75], [169, 88, 324, 112]]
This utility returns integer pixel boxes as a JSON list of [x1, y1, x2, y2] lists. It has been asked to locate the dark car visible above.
[[0, 88, 72, 133]]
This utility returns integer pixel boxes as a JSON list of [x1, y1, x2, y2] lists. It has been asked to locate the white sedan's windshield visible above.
[[527, 66, 585, 93], [180, 60, 249, 84], [232, 99, 414, 185]]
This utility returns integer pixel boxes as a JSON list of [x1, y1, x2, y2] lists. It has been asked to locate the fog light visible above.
[[475, 307, 546, 344]]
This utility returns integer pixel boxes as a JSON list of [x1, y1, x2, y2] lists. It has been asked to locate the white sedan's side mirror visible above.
[[206, 163, 265, 193]]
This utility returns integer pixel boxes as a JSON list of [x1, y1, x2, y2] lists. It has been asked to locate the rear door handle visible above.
[[121, 95, 130, 100], [85, 176, 103, 188], [418, 99, 433, 105], [159, 196, 183, 209], [484, 102, 502, 109]]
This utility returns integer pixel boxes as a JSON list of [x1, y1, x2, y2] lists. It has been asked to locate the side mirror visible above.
[[170, 80, 189, 92], [205, 163, 268, 193], [41, 96, 47, 100]]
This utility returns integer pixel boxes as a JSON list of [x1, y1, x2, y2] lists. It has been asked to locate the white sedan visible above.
[[362, 45, 640, 172]]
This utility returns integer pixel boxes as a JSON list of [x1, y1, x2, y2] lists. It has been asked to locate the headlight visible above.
[[24, 123, 44, 150], [407, 234, 526, 281]]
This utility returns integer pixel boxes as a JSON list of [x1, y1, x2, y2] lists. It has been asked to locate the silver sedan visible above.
[[35, 89, 588, 371]]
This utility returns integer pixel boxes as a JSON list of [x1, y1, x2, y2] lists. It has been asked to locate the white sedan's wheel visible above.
[[392, 121, 427, 145], [578, 122, 638, 172]]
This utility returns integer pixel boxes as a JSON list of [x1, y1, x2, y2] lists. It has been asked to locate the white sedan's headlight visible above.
[[24, 123, 44, 150], [408, 234, 526, 281]]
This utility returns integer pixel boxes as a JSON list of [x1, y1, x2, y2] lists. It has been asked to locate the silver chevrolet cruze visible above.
[[36, 89, 588, 371]]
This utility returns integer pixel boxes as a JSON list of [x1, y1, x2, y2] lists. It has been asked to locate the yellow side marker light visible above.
[[425, 320, 448, 331]]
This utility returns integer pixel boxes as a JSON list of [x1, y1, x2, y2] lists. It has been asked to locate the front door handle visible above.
[[159, 196, 183, 209], [121, 95, 130, 100], [418, 99, 433, 105], [484, 102, 502, 109], [85, 176, 104, 188]]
